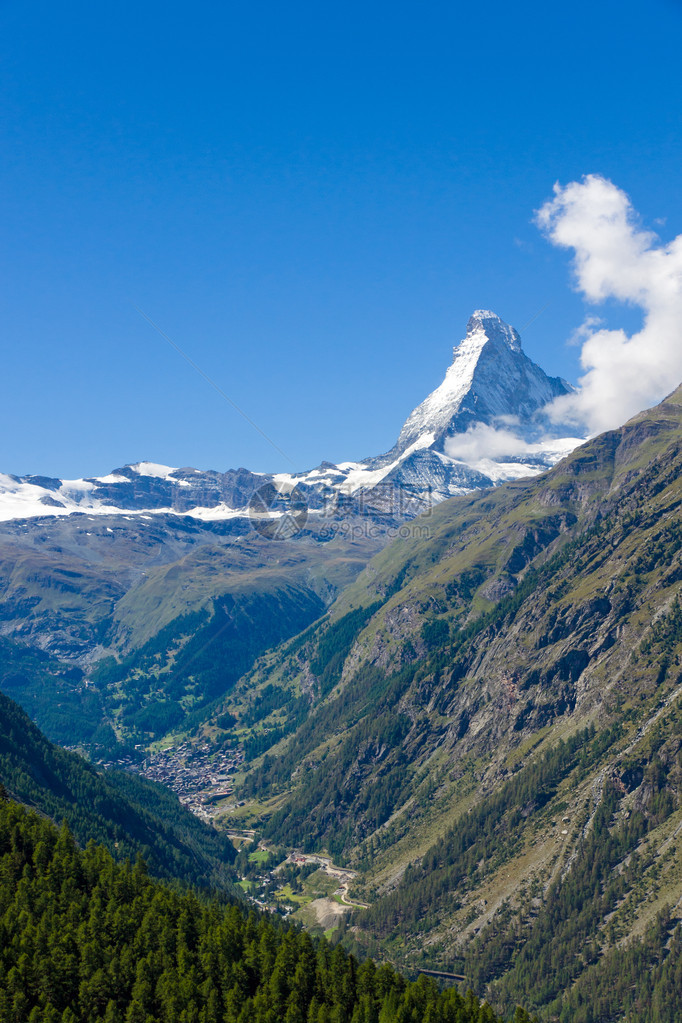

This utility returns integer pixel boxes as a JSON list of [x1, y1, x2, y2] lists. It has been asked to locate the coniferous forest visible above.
[[0, 795, 520, 1023]]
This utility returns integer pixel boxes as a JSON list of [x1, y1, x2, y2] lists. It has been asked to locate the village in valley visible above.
[[98, 736, 368, 927], [96, 739, 246, 824], [137, 740, 245, 821]]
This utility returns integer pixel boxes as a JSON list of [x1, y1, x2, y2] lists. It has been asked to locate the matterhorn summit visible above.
[[378, 310, 574, 466]]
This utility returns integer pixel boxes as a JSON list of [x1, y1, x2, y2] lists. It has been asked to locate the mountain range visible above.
[[216, 381, 682, 1018], [3, 310, 682, 1018], [0, 311, 581, 524]]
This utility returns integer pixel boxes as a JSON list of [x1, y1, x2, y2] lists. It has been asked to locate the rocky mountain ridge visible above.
[[0, 311, 582, 525], [0, 310, 584, 748], [374, 309, 575, 464]]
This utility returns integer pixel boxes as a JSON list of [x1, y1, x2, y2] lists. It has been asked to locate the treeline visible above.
[[0, 691, 235, 890], [556, 907, 682, 1022], [233, 684, 311, 763], [233, 601, 386, 775], [472, 717, 682, 1016], [235, 603, 387, 771], [263, 703, 413, 858], [0, 797, 522, 1023], [472, 783, 650, 1009], [308, 602, 383, 700], [249, 657, 423, 857]]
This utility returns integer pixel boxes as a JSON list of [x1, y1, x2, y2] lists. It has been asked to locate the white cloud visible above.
[[567, 315, 604, 348], [445, 423, 536, 462], [536, 175, 682, 435], [444, 423, 582, 467]]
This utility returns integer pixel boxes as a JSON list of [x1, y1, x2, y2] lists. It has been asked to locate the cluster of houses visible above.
[[138, 741, 245, 821]]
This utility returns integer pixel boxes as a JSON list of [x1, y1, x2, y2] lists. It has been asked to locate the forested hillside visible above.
[[0, 796, 516, 1023], [0, 515, 378, 752], [0, 691, 235, 890], [0, 636, 106, 748]]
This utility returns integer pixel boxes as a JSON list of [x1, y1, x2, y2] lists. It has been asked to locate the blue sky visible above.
[[2, 0, 682, 477]]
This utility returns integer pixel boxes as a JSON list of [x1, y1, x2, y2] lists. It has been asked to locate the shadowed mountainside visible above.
[[0, 689, 236, 890]]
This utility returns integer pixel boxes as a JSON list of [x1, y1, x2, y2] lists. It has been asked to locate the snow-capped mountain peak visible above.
[[375, 310, 573, 468]]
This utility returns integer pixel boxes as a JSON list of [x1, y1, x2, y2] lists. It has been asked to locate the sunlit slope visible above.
[[223, 386, 682, 1014]]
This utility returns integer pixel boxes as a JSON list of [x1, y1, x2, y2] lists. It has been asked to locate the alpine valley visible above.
[[4, 311, 682, 1020], [0, 311, 580, 750]]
